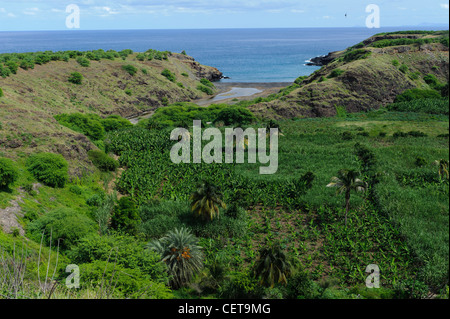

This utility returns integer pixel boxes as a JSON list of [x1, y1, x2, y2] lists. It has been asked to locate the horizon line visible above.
[[1, 25, 449, 33]]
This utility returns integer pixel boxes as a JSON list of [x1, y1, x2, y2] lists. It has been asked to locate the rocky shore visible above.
[[306, 50, 342, 66]]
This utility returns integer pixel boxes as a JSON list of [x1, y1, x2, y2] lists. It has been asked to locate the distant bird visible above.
[[345, 13, 347, 18]]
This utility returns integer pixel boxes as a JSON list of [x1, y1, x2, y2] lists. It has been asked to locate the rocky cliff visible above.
[[249, 31, 449, 119]]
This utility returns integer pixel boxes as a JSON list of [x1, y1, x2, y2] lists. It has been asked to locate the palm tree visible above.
[[327, 169, 367, 226], [190, 181, 226, 221], [434, 159, 449, 180], [147, 228, 203, 289], [252, 243, 292, 288]]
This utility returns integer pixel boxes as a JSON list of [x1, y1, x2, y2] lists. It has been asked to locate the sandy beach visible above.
[[195, 82, 292, 106]]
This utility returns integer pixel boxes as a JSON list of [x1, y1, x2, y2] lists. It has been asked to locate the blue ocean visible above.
[[0, 27, 444, 82]]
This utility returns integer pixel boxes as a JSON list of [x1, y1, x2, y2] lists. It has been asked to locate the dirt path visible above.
[[0, 190, 26, 236], [0, 184, 41, 236]]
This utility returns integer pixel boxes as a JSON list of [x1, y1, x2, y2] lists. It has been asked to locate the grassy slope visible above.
[[0, 52, 220, 175], [249, 32, 449, 119]]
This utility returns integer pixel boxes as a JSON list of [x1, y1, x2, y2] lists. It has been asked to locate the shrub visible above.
[[124, 88, 132, 96], [141, 68, 148, 74], [68, 72, 83, 84], [387, 98, 449, 115], [343, 49, 371, 62], [0, 64, 11, 78], [6, 61, 18, 74], [285, 269, 317, 299], [408, 131, 427, 137], [394, 89, 442, 102], [111, 197, 140, 235], [0, 157, 19, 190], [214, 107, 256, 126], [100, 115, 132, 132], [393, 131, 409, 138], [423, 74, 439, 87], [392, 59, 400, 66], [328, 69, 345, 78], [200, 78, 214, 88], [88, 150, 119, 172], [409, 71, 421, 80], [54, 113, 105, 140], [26, 153, 68, 188], [161, 97, 169, 106], [399, 64, 409, 74], [161, 69, 176, 82], [341, 131, 353, 140], [78, 260, 172, 298], [218, 271, 262, 299], [27, 208, 97, 249], [197, 84, 214, 95], [76, 57, 90, 67], [122, 64, 138, 76], [415, 157, 427, 167], [0, 87, 3, 97], [67, 233, 169, 282], [181, 73, 189, 77], [294, 76, 308, 85], [136, 53, 146, 61]]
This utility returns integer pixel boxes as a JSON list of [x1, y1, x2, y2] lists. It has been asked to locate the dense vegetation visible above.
[[0, 48, 173, 79], [1, 33, 449, 300]]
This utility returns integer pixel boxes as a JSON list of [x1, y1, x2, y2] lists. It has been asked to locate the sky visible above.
[[0, 0, 448, 31]]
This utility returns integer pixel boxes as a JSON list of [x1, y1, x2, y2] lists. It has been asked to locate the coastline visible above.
[[196, 81, 292, 106], [127, 82, 291, 124]]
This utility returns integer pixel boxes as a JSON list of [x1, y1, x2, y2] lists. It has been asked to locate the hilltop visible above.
[[248, 31, 449, 119]]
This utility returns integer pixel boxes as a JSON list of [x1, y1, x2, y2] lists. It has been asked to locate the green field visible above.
[[2, 102, 447, 299]]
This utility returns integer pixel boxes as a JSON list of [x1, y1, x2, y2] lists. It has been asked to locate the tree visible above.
[[190, 181, 226, 221], [0, 157, 19, 190], [111, 197, 140, 235], [68, 72, 83, 84], [147, 227, 203, 289], [26, 153, 68, 188], [252, 243, 292, 288], [326, 169, 367, 226]]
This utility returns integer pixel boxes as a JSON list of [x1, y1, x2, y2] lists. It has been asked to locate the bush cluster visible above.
[[88, 150, 119, 172], [68, 72, 83, 84], [27, 208, 97, 249], [343, 49, 371, 62], [161, 69, 176, 82], [122, 64, 138, 76], [26, 152, 68, 188], [0, 157, 19, 190], [394, 89, 442, 102]]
